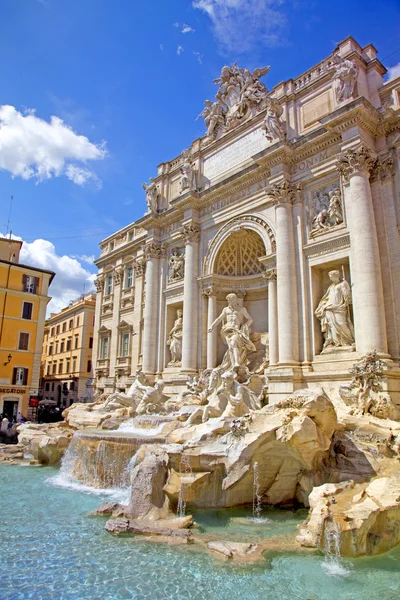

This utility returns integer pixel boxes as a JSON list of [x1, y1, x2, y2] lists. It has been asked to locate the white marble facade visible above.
[[94, 36, 400, 402]]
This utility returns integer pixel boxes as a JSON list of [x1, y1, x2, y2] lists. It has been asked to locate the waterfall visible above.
[[177, 454, 192, 518], [321, 518, 350, 577], [250, 461, 263, 522]]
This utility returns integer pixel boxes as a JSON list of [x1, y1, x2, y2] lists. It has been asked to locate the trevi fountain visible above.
[[2, 37, 400, 600]]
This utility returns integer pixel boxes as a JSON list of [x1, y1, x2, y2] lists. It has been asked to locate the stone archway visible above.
[[203, 214, 275, 277], [214, 229, 266, 277]]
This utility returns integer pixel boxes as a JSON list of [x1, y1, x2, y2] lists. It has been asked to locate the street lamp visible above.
[[3, 353, 12, 366]]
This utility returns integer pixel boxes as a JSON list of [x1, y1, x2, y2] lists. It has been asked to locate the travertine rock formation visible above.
[[17, 423, 74, 465]]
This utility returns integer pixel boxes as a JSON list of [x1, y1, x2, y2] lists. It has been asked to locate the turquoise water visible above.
[[1, 465, 400, 600]]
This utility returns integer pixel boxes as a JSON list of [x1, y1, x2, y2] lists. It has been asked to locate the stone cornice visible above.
[[304, 233, 350, 258], [321, 98, 381, 139]]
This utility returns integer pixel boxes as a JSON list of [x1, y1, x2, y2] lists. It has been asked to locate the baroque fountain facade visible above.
[[13, 36, 400, 562]]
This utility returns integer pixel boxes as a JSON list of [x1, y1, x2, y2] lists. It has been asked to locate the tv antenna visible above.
[[5, 196, 13, 238]]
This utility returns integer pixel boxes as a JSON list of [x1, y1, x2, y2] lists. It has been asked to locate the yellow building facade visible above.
[[41, 293, 96, 407], [0, 237, 55, 419]]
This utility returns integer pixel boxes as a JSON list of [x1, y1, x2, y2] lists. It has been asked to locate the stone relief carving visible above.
[[134, 258, 146, 277], [142, 177, 163, 215], [338, 145, 374, 183], [261, 98, 286, 142], [315, 269, 355, 353], [94, 276, 104, 292], [179, 149, 197, 193], [208, 293, 256, 380], [113, 268, 123, 285], [168, 248, 185, 282], [166, 309, 183, 365], [198, 63, 270, 141], [331, 53, 358, 103], [310, 186, 343, 233]]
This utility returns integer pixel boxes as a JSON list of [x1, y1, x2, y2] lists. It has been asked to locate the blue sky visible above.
[[1, 0, 399, 312]]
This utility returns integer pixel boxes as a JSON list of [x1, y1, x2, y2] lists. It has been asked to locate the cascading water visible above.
[[250, 461, 263, 523], [321, 518, 350, 577], [177, 454, 193, 518]]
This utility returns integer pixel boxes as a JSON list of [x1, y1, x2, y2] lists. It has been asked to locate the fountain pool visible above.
[[2, 464, 400, 600]]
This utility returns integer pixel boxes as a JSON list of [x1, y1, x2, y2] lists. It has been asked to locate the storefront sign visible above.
[[29, 396, 39, 407], [0, 387, 26, 394]]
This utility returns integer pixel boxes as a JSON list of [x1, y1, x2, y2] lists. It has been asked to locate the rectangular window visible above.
[[50, 327, 55, 337], [70, 381, 75, 391], [128, 231, 134, 241], [125, 267, 133, 289], [55, 343, 58, 354], [58, 362, 63, 374], [44, 344, 47, 355], [18, 332, 29, 351], [56, 325, 60, 335], [121, 332, 130, 357], [66, 360, 70, 373], [46, 365, 51, 376], [60, 341, 65, 353], [51, 382, 55, 391], [52, 363, 57, 375], [12, 367, 28, 386], [22, 302, 33, 320], [89, 337, 93, 349], [100, 337, 109, 359], [62, 322, 66, 333], [87, 360, 92, 373], [105, 275, 113, 296], [92, 315, 95, 326], [76, 316, 80, 327], [23, 275, 38, 294], [69, 319, 73, 330], [45, 382, 50, 391], [74, 336, 79, 349], [72, 358, 77, 373], [66, 339, 71, 352]]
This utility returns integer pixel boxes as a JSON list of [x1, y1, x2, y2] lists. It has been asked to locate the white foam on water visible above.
[[247, 516, 271, 525], [321, 557, 351, 578], [117, 421, 165, 436], [46, 472, 130, 504]]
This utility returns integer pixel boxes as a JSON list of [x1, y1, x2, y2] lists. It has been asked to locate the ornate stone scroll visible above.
[[143, 242, 164, 260], [267, 181, 301, 206], [134, 258, 146, 277], [113, 267, 123, 285], [94, 275, 104, 292], [181, 223, 200, 243]]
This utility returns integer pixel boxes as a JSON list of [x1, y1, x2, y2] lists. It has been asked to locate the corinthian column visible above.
[[269, 181, 300, 365], [338, 146, 387, 354], [109, 267, 123, 377], [263, 269, 278, 366], [203, 287, 217, 369], [93, 275, 104, 376], [142, 242, 162, 375], [181, 223, 200, 373]]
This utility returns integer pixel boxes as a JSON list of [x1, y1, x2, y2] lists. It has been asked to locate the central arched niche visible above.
[[214, 229, 265, 277], [212, 228, 268, 368]]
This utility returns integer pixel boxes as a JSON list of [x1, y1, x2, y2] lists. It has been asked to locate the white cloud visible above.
[[173, 22, 179, 27], [13, 237, 96, 315], [193, 51, 203, 64], [0, 105, 106, 186], [72, 254, 96, 265], [387, 62, 400, 81], [177, 45, 184, 55], [192, 0, 287, 54], [160, 43, 164, 50], [181, 23, 195, 33]]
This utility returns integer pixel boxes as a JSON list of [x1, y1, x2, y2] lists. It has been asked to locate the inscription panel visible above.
[[203, 127, 269, 181]]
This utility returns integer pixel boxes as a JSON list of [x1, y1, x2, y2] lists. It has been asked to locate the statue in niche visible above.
[[167, 309, 183, 365], [168, 248, 185, 282], [208, 293, 256, 376], [331, 53, 358, 103], [315, 269, 355, 353], [142, 177, 161, 214], [179, 149, 197, 193], [261, 98, 285, 142], [311, 187, 343, 232]]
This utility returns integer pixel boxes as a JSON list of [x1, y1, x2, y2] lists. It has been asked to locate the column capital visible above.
[[134, 258, 146, 277], [370, 154, 394, 182], [263, 268, 277, 281], [338, 145, 374, 184], [268, 180, 301, 206], [94, 275, 104, 292], [181, 222, 200, 243], [202, 286, 216, 298], [143, 241, 164, 260]]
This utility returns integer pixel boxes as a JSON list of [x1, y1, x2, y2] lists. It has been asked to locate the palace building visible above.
[[93, 36, 400, 403], [41, 293, 96, 408], [0, 237, 55, 418]]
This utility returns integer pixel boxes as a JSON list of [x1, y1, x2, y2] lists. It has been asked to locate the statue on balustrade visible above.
[[208, 293, 256, 377], [331, 53, 358, 103], [142, 177, 162, 214], [315, 269, 355, 352], [167, 309, 183, 365], [179, 149, 197, 193]]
